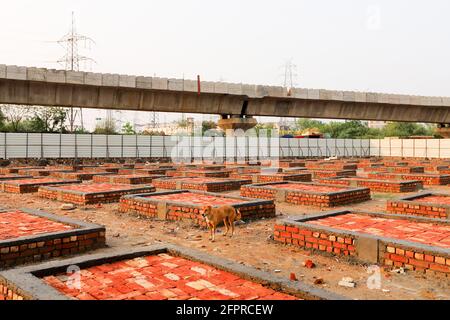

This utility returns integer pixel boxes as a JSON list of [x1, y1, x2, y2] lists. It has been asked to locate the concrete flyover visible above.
[[1, 64, 450, 132]]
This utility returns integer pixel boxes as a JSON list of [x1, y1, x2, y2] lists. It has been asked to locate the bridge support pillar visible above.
[[218, 115, 257, 134]]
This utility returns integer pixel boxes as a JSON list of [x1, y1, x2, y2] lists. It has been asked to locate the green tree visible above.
[[295, 118, 326, 132], [121, 122, 136, 135], [27, 107, 68, 133], [382, 122, 432, 138], [201, 120, 217, 134], [94, 118, 117, 134]]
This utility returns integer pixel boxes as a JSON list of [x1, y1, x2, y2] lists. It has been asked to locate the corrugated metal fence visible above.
[[0, 133, 449, 159]]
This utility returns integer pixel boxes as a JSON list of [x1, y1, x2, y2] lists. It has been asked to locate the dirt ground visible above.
[[1, 182, 449, 300]]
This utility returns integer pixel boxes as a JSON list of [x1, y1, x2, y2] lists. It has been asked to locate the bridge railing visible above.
[[0, 132, 449, 160]]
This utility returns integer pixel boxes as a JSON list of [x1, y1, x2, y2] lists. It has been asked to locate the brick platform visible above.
[[0, 245, 344, 300], [241, 182, 370, 207], [50, 171, 111, 181], [120, 190, 275, 224], [252, 173, 312, 184], [274, 211, 450, 277], [84, 167, 120, 173], [167, 169, 231, 178], [367, 173, 450, 185], [17, 168, 73, 177], [387, 192, 450, 219], [134, 168, 172, 175], [153, 177, 251, 192], [305, 163, 357, 170], [0, 167, 43, 175], [0, 208, 105, 269], [0, 175, 33, 181], [92, 174, 164, 185], [38, 183, 156, 205], [279, 161, 306, 168], [306, 170, 357, 179], [317, 177, 423, 193], [0, 178, 80, 194], [364, 166, 424, 173]]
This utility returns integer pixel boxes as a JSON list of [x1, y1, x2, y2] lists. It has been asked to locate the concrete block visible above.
[[356, 236, 379, 264], [84, 72, 102, 86], [214, 82, 228, 94], [0, 64, 6, 78], [156, 202, 168, 220], [342, 91, 355, 102], [292, 88, 308, 99], [242, 84, 257, 97], [307, 89, 320, 100], [27, 68, 46, 82], [330, 91, 344, 101], [319, 89, 333, 100], [255, 85, 270, 97], [399, 95, 411, 105], [378, 93, 390, 104], [366, 92, 378, 103], [200, 81, 215, 93], [183, 79, 198, 92], [442, 97, 450, 106], [152, 77, 168, 90], [267, 86, 286, 97], [387, 94, 400, 104], [46, 69, 66, 83], [430, 97, 443, 106], [102, 74, 120, 87], [228, 83, 243, 95], [66, 71, 84, 84], [6, 65, 27, 80], [420, 96, 433, 106], [354, 92, 367, 103], [168, 78, 183, 91], [136, 76, 152, 89], [119, 75, 136, 88]]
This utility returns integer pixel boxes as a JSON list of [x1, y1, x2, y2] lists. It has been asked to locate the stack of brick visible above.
[[318, 178, 423, 193], [241, 182, 370, 207], [367, 173, 450, 185], [0, 178, 79, 194], [387, 193, 450, 219], [154, 177, 251, 192], [119, 190, 276, 226], [92, 174, 163, 185], [38, 183, 155, 205]]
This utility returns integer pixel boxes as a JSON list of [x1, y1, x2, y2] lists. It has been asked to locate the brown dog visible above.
[[201, 205, 242, 242]]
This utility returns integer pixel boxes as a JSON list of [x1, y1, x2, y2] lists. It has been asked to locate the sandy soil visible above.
[[0, 183, 449, 300]]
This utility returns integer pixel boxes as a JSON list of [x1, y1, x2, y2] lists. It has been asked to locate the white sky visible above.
[[1, 0, 450, 130]]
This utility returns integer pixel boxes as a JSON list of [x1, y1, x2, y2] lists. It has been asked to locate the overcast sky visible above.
[[1, 0, 450, 130]]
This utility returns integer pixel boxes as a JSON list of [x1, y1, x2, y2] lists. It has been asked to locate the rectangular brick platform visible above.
[[38, 183, 156, 205], [252, 173, 312, 183], [0, 178, 80, 194], [305, 163, 357, 171], [17, 168, 73, 177], [83, 167, 120, 173], [120, 190, 276, 224], [367, 173, 450, 185], [306, 170, 357, 179], [0, 167, 43, 175], [134, 168, 172, 175], [274, 211, 450, 277], [0, 208, 105, 269], [167, 169, 231, 178], [387, 192, 450, 220], [0, 175, 33, 181], [279, 160, 306, 168], [241, 182, 371, 207], [92, 174, 164, 185], [0, 245, 344, 300], [317, 177, 423, 193], [364, 166, 424, 173], [49, 171, 111, 181], [153, 177, 251, 192]]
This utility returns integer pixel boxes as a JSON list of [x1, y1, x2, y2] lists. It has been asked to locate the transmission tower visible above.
[[57, 12, 96, 132], [279, 59, 299, 128]]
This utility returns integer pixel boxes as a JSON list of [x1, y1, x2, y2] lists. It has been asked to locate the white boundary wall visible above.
[[0, 133, 449, 159]]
